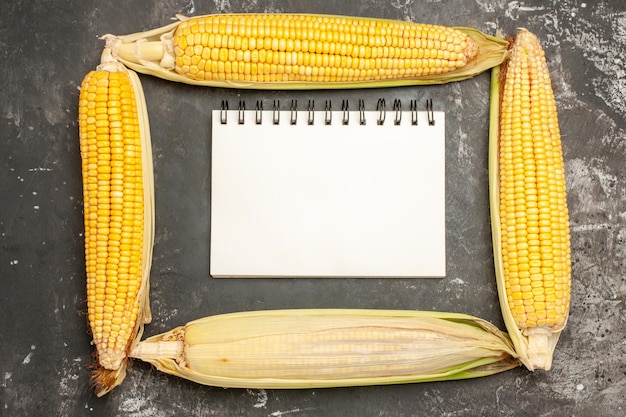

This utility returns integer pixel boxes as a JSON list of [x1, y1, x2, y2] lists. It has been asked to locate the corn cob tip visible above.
[[90, 362, 127, 397], [463, 35, 479, 62], [509, 29, 543, 61]]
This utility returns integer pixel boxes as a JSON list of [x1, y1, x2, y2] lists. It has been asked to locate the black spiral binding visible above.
[[307, 100, 315, 125], [410, 100, 418, 125], [393, 99, 402, 125], [219, 99, 436, 126], [220, 100, 228, 124], [376, 98, 386, 125], [238, 100, 245, 125], [255, 100, 263, 124], [324, 100, 332, 125], [341, 100, 349, 125], [273, 100, 280, 125], [426, 98, 435, 126], [359, 99, 366, 125], [290, 100, 298, 125]]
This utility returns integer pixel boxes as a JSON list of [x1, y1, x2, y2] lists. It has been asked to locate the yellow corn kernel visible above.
[[130, 309, 519, 388], [78, 53, 154, 396], [489, 29, 571, 371], [106, 14, 509, 89]]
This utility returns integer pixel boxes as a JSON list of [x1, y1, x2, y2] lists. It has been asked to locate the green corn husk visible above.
[[130, 309, 519, 389], [101, 13, 508, 89]]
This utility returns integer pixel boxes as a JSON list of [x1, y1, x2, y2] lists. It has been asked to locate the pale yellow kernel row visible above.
[[177, 15, 463, 45], [177, 31, 465, 54], [177, 57, 459, 81]]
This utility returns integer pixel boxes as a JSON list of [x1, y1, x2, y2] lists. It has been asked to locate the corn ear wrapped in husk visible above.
[[131, 309, 519, 388]]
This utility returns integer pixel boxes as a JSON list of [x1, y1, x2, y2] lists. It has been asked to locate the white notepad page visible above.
[[210, 108, 445, 278]]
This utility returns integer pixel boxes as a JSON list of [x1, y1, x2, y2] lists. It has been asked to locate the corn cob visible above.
[[78, 49, 155, 396], [103, 13, 508, 89], [489, 29, 571, 370], [130, 309, 519, 388]]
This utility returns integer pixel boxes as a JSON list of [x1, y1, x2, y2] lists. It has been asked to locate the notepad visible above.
[[210, 100, 445, 278]]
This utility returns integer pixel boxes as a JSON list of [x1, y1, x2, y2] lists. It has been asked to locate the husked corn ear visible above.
[[105, 14, 508, 88], [78, 51, 155, 396], [174, 15, 474, 82], [130, 309, 519, 388], [489, 29, 571, 371]]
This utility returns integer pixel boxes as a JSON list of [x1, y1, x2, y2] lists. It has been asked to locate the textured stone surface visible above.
[[1, 0, 624, 416]]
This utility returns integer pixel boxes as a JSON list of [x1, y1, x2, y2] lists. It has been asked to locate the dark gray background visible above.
[[1, 0, 625, 416]]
